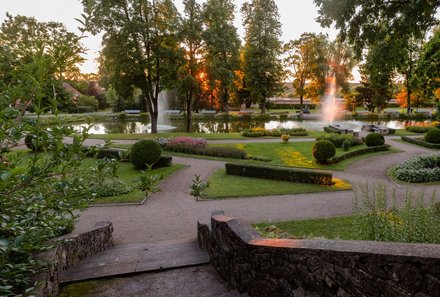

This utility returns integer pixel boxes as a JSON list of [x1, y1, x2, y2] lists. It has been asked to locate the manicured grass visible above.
[[91, 163, 186, 204], [204, 169, 351, 199], [87, 131, 320, 140], [253, 216, 358, 240], [111, 141, 400, 171], [393, 129, 417, 136]]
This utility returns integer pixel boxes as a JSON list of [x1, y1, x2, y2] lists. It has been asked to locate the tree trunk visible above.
[[300, 94, 304, 110], [261, 98, 266, 114], [186, 91, 193, 133], [150, 111, 158, 134], [406, 77, 412, 114]]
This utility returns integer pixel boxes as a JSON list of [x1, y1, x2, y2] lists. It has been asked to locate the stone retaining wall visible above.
[[33, 221, 113, 297], [198, 213, 440, 297]]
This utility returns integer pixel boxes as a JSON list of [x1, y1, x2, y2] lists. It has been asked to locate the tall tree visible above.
[[242, 0, 284, 113], [203, 0, 240, 113], [83, 0, 182, 133], [356, 40, 397, 112], [414, 27, 440, 101], [327, 38, 356, 94], [178, 0, 204, 132], [283, 33, 327, 108], [314, 0, 439, 57], [0, 14, 85, 108]]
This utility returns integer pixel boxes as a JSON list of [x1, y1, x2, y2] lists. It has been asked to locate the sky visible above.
[[0, 0, 349, 78]]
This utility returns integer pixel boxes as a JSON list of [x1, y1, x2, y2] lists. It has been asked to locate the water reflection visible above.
[[71, 119, 431, 134]]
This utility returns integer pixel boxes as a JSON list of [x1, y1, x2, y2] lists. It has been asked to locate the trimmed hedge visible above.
[[401, 136, 440, 149], [130, 140, 162, 169], [225, 163, 333, 185], [166, 145, 247, 159], [405, 126, 433, 133], [312, 140, 336, 164], [365, 132, 385, 147], [89, 147, 172, 168], [316, 133, 362, 148], [328, 145, 391, 164], [425, 129, 440, 144]]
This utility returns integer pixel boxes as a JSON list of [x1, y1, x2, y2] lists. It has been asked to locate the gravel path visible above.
[[74, 137, 440, 245]]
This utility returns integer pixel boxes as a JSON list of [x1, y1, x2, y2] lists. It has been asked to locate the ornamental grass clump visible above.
[[394, 154, 440, 183], [353, 184, 440, 243]]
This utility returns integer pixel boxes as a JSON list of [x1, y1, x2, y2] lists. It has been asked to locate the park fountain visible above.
[[146, 90, 176, 132], [321, 75, 341, 123]]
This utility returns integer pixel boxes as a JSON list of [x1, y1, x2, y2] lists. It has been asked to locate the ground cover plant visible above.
[[205, 169, 351, 199], [394, 154, 440, 183], [241, 127, 308, 137]]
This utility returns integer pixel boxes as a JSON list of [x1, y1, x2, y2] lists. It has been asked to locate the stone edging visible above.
[[33, 221, 113, 297], [198, 212, 440, 297]]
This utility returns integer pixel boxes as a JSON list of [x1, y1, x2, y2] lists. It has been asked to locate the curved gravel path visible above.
[[75, 137, 440, 245]]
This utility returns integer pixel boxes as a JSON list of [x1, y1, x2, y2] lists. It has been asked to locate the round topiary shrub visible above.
[[312, 140, 336, 164], [365, 132, 385, 147], [129, 139, 162, 170], [24, 133, 44, 152], [424, 128, 440, 144]]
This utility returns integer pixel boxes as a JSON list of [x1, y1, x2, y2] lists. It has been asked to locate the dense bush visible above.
[[424, 128, 440, 144], [405, 126, 433, 133], [241, 130, 265, 137], [129, 140, 162, 170], [312, 140, 336, 164], [76, 95, 99, 110], [316, 133, 362, 148], [329, 145, 390, 164], [401, 136, 440, 149], [353, 184, 440, 243], [225, 163, 333, 185], [394, 154, 440, 183], [365, 132, 385, 147], [24, 133, 45, 152]]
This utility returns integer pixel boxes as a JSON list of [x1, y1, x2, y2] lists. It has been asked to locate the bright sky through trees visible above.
[[0, 0, 344, 77]]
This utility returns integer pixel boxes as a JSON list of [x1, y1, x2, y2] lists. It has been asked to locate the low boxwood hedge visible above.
[[401, 136, 440, 149], [328, 145, 391, 164], [225, 163, 333, 185]]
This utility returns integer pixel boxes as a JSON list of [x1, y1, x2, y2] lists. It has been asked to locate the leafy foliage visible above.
[[138, 165, 163, 195], [424, 129, 440, 144], [190, 175, 209, 200], [365, 133, 385, 147], [316, 133, 362, 148], [129, 140, 162, 170], [242, 0, 284, 113], [312, 140, 336, 164], [394, 154, 440, 183], [353, 184, 440, 243]]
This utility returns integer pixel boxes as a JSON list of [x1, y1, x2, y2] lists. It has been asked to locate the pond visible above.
[[72, 119, 430, 134]]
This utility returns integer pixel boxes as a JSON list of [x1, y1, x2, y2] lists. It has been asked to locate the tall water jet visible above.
[[158, 90, 171, 126], [321, 75, 341, 123]]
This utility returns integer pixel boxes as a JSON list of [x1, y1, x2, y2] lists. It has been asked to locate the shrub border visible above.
[[225, 163, 332, 185], [328, 144, 391, 164], [401, 136, 440, 149]]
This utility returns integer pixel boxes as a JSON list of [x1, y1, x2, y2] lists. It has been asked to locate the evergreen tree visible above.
[[242, 0, 284, 113]]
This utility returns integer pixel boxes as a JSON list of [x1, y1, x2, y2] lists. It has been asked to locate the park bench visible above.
[[238, 110, 255, 115], [164, 110, 181, 115], [201, 109, 216, 114], [124, 109, 141, 114]]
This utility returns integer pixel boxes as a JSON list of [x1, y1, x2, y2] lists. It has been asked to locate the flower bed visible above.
[[394, 154, 440, 183], [241, 127, 307, 138]]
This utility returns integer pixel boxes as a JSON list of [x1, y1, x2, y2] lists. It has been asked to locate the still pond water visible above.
[[72, 119, 429, 134]]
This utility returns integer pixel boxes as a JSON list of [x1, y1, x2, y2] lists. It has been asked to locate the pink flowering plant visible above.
[[166, 136, 207, 150]]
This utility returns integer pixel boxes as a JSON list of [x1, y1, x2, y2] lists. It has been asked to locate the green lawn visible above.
[[91, 163, 186, 204], [87, 131, 323, 140], [393, 129, 418, 136], [253, 216, 358, 240], [204, 169, 351, 199], [111, 141, 400, 171]]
